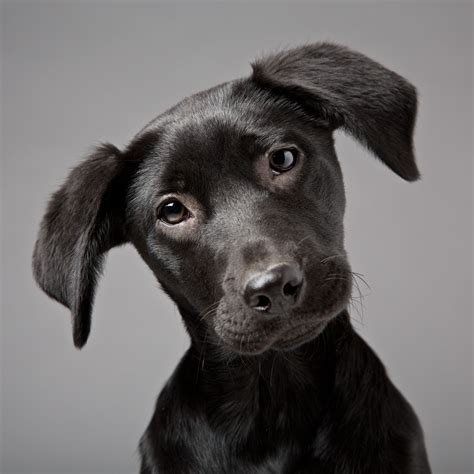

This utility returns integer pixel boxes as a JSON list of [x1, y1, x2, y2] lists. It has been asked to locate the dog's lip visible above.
[[217, 313, 334, 355], [272, 318, 328, 350]]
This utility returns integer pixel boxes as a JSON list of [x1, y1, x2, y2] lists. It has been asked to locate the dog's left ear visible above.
[[251, 43, 419, 181], [33, 144, 135, 348]]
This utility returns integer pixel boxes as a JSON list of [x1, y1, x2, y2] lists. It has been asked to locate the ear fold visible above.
[[33, 143, 132, 348], [251, 42, 419, 181]]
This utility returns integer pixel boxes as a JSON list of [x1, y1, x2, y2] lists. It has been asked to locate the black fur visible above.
[[33, 43, 431, 473]]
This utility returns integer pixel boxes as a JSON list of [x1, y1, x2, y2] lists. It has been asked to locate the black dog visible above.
[[33, 43, 431, 473]]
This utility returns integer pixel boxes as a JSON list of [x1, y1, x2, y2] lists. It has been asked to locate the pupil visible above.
[[272, 149, 295, 169], [164, 202, 183, 220]]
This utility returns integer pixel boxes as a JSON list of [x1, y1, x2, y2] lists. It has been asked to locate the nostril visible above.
[[283, 281, 300, 298], [254, 295, 271, 312]]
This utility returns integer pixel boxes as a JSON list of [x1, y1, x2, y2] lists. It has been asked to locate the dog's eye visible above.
[[157, 200, 190, 225], [269, 148, 298, 173]]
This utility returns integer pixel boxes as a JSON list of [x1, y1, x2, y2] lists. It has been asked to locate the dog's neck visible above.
[[176, 310, 353, 437]]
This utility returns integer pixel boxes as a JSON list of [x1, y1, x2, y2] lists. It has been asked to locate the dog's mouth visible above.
[[216, 316, 331, 355], [213, 261, 352, 355]]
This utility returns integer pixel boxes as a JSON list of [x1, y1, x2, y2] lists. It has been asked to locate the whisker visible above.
[[350, 272, 371, 290], [350, 293, 371, 300], [198, 300, 221, 322], [320, 254, 346, 264], [324, 268, 370, 327], [348, 301, 364, 327], [349, 273, 367, 325], [295, 235, 312, 248], [195, 327, 209, 383], [270, 354, 276, 388]]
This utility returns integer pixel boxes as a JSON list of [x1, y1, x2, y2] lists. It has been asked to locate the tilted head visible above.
[[33, 43, 418, 354]]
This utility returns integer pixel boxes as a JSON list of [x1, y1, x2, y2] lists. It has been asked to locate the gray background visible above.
[[1, 2, 472, 473]]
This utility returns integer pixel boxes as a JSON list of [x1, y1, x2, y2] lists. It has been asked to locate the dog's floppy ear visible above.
[[33, 143, 133, 348], [251, 43, 419, 181]]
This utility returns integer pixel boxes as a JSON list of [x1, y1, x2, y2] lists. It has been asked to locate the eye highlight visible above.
[[269, 148, 298, 173], [157, 199, 190, 225]]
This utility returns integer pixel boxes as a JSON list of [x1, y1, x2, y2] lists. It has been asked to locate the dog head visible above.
[[33, 43, 418, 354]]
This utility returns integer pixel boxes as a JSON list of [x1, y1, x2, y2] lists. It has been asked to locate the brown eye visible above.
[[157, 200, 189, 225], [269, 148, 298, 173]]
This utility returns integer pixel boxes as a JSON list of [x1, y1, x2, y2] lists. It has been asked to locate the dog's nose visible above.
[[244, 263, 303, 313]]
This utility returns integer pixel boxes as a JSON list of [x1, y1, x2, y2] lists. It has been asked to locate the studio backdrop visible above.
[[1, 2, 472, 474]]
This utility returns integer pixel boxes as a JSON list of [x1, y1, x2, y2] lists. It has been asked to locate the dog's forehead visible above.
[[154, 115, 272, 197], [127, 79, 333, 211], [154, 82, 296, 146], [134, 79, 314, 153], [132, 82, 308, 183]]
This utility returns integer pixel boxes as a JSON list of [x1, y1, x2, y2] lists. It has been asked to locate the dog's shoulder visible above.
[[311, 328, 430, 473]]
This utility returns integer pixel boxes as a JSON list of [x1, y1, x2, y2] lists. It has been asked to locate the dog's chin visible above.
[[271, 319, 330, 352]]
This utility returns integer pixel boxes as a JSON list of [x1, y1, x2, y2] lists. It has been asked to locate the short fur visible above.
[[33, 43, 431, 473]]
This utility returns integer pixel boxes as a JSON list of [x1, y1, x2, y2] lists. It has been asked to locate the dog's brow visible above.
[[156, 183, 187, 197], [155, 173, 187, 195]]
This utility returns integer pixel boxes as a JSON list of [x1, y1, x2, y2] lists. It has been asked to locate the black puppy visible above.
[[33, 43, 431, 473]]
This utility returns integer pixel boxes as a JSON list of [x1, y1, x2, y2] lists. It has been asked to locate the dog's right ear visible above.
[[33, 144, 134, 348]]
